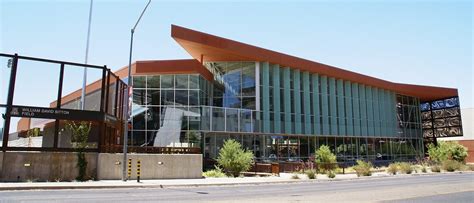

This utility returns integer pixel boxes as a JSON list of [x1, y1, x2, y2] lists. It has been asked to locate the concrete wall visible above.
[[97, 153, 202, 180], [0, 152, 97, 182], [0, 152, 3, 177]]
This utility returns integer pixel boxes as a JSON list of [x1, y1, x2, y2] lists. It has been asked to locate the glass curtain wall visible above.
[[130, 74, 210, 148], [205, 62, 256, 110]]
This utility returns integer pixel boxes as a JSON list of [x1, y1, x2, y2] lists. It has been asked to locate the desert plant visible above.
[[65, 121, 91, 181], [467, 164, 474, 171], [315, 145, 337, 173], [353, 160, 373, 177], [427, 141, 468, 164], [305, 170, 317, 179], [442, 159, 462, 172], [421, 165, 427, 173], [387, 163, 399, 175], [203, 166, 227, 178], [431, 165, 441, 173], [326, 170, 336, 179], [398, 162, 413, 174], [217, 139, 254, 177], [291, 173, 300, 179]]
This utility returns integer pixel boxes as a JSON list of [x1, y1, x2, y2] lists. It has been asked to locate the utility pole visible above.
[[123, 0, 152, 181]]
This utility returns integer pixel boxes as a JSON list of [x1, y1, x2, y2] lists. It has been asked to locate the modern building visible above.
[[7, 25, 463, 166], [123, 25, 462, 165]]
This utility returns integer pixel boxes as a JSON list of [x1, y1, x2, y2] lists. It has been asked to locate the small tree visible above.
[[217, 139, 254, 177], [315, 145, 337, 172], [66, 121, 91, 181], [427, 141, 467, 163]]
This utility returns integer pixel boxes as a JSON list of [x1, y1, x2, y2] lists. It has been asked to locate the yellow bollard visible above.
[[137, 160, 141, 183], [127, 158, 132, 180]]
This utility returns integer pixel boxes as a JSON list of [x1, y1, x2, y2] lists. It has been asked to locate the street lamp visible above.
[[122, 0, 152, 182]]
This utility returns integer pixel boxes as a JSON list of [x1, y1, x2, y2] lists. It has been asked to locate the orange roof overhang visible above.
[[51, 59, 212, 107], [171, 25, 458, 102]]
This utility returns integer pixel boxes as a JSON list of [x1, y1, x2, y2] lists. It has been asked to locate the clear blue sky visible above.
[[1, 0, 473, 112]]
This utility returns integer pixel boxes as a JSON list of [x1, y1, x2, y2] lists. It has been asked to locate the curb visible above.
[[0, 171, 471, 191]]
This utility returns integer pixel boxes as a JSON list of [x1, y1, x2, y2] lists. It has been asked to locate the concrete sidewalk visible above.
[[0, 171, 470, 191]]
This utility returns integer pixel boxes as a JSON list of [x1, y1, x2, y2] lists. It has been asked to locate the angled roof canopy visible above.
[[171, 24, 457, 102]]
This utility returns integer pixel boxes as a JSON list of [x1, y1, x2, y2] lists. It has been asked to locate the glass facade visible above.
[[129, 61, 425, 164], [205, 62, 256, 109], [130, 74, 211, 148]]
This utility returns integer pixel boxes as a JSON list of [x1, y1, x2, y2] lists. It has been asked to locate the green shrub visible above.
[[203, 166, 227, 178], [468, 164, 474, 171], [291, 173, 300, 179], [398, 162, 413, 174], [421, 165, 427, 173], [315, 145, 337, 173], [387, 163, 399, 175], [217, 139, 254, 177], [353, 160, 373, 177], [427, 141, 468, 164], [431, 165, 441, 173], [326, 170, 336, 179], [442, 160, 462, 172], [305, 170, 317, 179]]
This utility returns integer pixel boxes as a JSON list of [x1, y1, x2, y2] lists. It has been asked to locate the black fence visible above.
[[0, 53, 127, 152]]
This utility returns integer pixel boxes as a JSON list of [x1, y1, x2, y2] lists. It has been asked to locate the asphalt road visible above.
[[0, 173, 473, 202]]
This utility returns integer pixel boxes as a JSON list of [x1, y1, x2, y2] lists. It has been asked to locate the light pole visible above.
[[122, 0, 152, 182], [81, 0, 94, 110]]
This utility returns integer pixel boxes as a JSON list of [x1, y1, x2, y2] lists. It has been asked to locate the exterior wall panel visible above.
[[337, 79, 346, 136], [329, 77, 337, 135], [344, 81, 353, 136], [373, 88, 381, 136], [366, 86, 374, 137], [359, 84, 368, 136], [283, 67, 292, 134], [293, 69, 302, 134], [352, 83, 361, 136], [321, 76, 329, 135], [262, 62, 270, 133], [303, 71, 312, 134], [272, 64, 281, 134], [312, 74, 321, 135]]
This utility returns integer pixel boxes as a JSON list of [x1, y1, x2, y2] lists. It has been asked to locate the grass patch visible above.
[[442, 160, 462, 172], [291, 173, 300, 179], [387, 163, 399, 175], [305, 170, 317, 179], [431, 165, 441, 173], [353, 160, 373, 177], [398, 162, 414, 174], [326, 170, 336, 179], [203, 167, 227, 178]]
